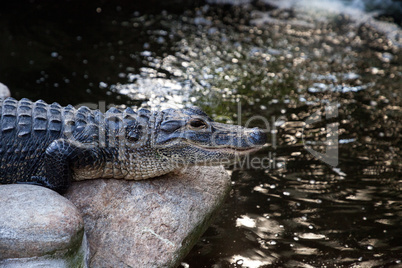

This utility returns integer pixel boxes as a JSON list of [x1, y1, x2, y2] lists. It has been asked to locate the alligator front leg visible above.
[[30, 139, 79, 193]]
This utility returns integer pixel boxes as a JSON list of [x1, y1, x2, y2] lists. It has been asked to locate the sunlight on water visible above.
[[115, 74, 190, 109], [230, 254, 274, 267], [236, 215, 256, 228]]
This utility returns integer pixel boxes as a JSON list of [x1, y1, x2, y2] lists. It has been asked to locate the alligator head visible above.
[[154, 107, 266, 166], [72, 105, 267, 181]]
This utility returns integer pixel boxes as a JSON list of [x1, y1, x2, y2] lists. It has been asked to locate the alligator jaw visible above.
[[195, 145, 264, 155]]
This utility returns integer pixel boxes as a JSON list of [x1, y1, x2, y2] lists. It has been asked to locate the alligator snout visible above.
[[247, 127, 267, 146]]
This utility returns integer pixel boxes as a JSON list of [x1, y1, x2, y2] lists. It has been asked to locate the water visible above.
[[343, 0, 402, 25], [0, 1, 401, 267]]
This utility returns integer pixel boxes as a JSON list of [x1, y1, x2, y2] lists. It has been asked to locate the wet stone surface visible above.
[[0, 185, 86, 267], [65, 166, 231, 268]]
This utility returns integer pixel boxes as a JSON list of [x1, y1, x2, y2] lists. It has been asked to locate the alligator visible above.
[[0, 97, 266, 193]]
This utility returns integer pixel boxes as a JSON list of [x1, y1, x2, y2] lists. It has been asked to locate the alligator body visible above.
[[0, 97, 266, 193]]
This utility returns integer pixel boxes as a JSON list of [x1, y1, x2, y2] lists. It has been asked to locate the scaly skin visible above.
[[0, 97, 266, 193]]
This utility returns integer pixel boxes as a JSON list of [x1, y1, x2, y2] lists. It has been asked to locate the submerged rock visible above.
[[65, 166, 231, 268], [0, 185, 86, 267]]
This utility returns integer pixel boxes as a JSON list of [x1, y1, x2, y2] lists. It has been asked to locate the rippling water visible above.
[[0, 1, 401, 267]]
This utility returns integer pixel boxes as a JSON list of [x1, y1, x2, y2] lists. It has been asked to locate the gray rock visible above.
[[0, 83, 10, 98], [65, 166, 231, 268], [0, 185, 87, 267], [0, 166, 230, 267]]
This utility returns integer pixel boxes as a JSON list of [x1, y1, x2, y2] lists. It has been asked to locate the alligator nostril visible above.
[[248, 128, 267, 145]]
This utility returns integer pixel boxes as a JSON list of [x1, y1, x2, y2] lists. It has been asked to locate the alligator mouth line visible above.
[[163, 138, 265, 155], [195, 145, 264, 155]]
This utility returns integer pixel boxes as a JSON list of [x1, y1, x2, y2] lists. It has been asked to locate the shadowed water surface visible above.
[[0, 1, 401, 267]]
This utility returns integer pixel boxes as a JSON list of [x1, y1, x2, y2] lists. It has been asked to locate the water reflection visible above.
[[171, 2, 402, 267]]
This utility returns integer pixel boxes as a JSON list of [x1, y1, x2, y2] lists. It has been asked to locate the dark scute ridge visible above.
[[20, 97, 31, 102], [17, 104, 32, 116], [2, 115, 16, 132], [70, 105, 100, 143], [1, 98, 17, 132], [125, 121, 142, 142], [49, 120, 62, 132], [49, 108, 61, 116], [106, 107, 121, 114], [77, 106, 91, 114], [186, 106, 211, 119], [0, 98, 69, 137], [162, 106, 212, 121], [3, 97, 17, 105], [93, 110, 104, 121], [138, 108, 151, 115], [124, 107, 135, 115], [33, 99, 49, 133], [34, 117, 47, 131], [17, 112, 32, 137], [50, 102, 61, 109]]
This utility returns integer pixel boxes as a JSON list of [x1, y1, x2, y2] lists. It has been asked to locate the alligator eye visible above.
[[189, 118, 207, 129]]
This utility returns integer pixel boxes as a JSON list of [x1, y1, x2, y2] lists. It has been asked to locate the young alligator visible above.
[[0, 97, 266, 193]]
